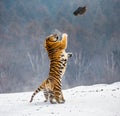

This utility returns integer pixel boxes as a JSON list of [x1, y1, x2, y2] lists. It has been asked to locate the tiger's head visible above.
[[44, 33, 68, 55]]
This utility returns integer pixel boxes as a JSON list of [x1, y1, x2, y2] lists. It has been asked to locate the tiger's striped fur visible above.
[[30, 33, 72, 104]]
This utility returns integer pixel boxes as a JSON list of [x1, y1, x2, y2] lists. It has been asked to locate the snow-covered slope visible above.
[[0, 82, 120, 116]]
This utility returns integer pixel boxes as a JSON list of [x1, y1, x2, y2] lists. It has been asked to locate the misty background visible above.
[[0, 0, 120, 93]]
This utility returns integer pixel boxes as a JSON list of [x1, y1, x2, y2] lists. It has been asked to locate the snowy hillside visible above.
[[0, 82, 120, 116]]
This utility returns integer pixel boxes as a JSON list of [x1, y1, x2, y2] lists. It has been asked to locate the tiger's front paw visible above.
[[68, 52, 72, 58], [62, 33, 68, 38]]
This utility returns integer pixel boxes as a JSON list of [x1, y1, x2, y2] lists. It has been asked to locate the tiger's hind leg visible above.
[[49, 91, 56, 104], [43, 89, 49, 102], [54, 91, 65, 104], [58, 92, 65, 104], [60, 92, 65, 103]]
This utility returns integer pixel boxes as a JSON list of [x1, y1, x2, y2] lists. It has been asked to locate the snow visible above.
[[0, 82, 120, 116]]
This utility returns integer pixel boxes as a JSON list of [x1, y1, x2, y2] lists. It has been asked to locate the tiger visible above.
[[29, 33, 72, 104]]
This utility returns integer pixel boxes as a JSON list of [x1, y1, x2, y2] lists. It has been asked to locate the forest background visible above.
[[0, 0, 120, 93]]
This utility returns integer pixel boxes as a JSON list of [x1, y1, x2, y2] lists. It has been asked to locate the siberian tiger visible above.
[[30, 33, 72, 104]]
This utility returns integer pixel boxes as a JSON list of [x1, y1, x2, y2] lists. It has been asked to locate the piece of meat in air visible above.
[[73, 6, 86, 16]]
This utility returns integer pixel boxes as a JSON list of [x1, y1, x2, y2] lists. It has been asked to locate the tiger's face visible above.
[[44, 33, 68, 55], [46, 34, 59, 42]]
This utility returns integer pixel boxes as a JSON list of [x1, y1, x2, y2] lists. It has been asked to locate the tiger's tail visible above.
[[29, 87, 42, 102]]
